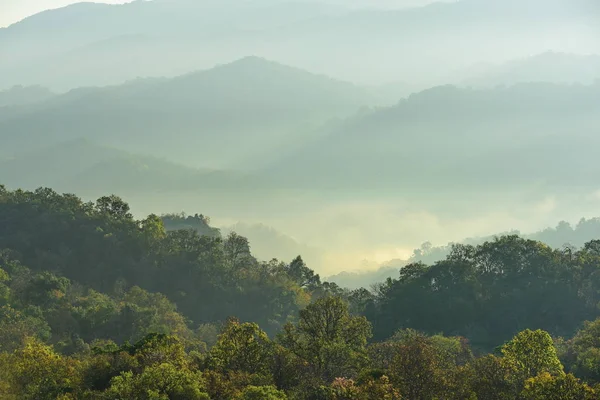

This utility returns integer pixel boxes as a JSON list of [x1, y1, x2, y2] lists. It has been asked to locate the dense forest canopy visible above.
[[2, 186, 600, 398]]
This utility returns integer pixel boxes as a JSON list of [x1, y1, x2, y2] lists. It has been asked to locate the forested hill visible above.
[[0, 57, 368, 170], [265, 82, 600, 194], [3, 185, 600, 398]]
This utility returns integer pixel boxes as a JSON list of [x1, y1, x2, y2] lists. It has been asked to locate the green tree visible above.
[[208, 318, 273, 375], [501, 329, 564, 379], [565, 318, 600, 383], [8, 337, 79, 400], [236, 385, 288, 400], [521, 372, 596, 400], [287, 256, 321, 289], [105, 363, 209, 400], [388, 330, 444, 400], [470, 354, 520, 400], [280, 296, 372, 382], [224, 232, 254, 270], [96, 195, 133, 219]]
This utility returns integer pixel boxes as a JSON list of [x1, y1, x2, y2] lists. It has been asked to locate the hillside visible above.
[[0, 139, 254, 196], [0, 57, 369, 169], [264, 82, 600, 195], [0, 85, 55, 107], [462, 52, 600, 87]]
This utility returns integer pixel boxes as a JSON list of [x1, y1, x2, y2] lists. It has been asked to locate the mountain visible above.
[[0, 139, 253, 196], [462, 52, 600, 87], [0, 85, 55, 107], [0, 138, 124, 189], [0, 57, 369, 169], [263, 82, 600, 196], [0, 0, 597, 89]]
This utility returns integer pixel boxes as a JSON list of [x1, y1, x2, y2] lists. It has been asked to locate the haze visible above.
[[1, 0, 599, 279]]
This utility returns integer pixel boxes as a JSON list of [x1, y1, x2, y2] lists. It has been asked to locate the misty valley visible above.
[[1, 0, 600, 398]]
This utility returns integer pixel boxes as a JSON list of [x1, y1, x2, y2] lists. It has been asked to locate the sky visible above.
[[0, 0, 131, 27]]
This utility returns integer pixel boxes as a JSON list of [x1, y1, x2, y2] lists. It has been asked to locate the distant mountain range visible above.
[[0, 139, 253, 195], [0, 85, 55, 107], [461, 52, 600, 87], [0, 56, 370, 169], [2, 57, 600, 200], [264, 81, 600, 195], [0, 0, 597, 89]]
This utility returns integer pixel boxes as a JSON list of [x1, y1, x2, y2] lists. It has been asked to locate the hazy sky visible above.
[[0, 0, 130, 27]]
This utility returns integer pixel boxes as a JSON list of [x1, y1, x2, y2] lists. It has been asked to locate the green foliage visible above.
[[562, 318, 600, 383], [208, 318, 273, 375], [501, 329, 564, 379], [387, 330, 446, 400], [470, 354, 521, 400], [0, 186, 314, 340], [0, 305, 51, 352], [2, 185, 600, 399], [105, 363, 209, 400], [236, 385, 288, 400], [521, 372, 596, 400], [161, 212, 220, 238], [280, 296, 372, 382], [8, 337, 79, 400], [367, 235, 594, 351]]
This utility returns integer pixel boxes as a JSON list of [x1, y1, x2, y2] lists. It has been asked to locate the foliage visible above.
[[521, 372, 596, 400], [1, 186, 600, 398], [280, 296, 372, 382], [500, 329, 564, 379]]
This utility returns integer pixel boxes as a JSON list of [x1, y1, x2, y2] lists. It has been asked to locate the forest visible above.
[[2, 185, 600, 399]]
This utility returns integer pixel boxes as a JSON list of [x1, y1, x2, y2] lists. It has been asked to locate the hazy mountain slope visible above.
[[462, 52, 600, 87], [0, 0, 597, 89], [0, 138, 125, 189], [264, 82, 600, 195], [59, 156, 249, 194], [0, 0, 347, 89], [0, 85, 55, 107], [0, 138, 253, 195], [0, 57, 369, 169]]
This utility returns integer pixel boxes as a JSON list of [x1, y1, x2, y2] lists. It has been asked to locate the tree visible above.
[[356, 375, 401, 400], [224, 232, 254, 270], [287, 256, 321, 289], [501, 329, 564, 379], [0, 306, 51, 352], [521, 372, 596, 400], [236, 385, 287, 400], [388, 330, 444, 400], [565, 318, 600, 383], [8, 337, 79, 400], [95, 195, 132, 219], [280, 296, 371, 382], [105, 363, 209, 400], [470, 354, 520, 400], [208, 318, 273, 376]]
